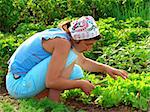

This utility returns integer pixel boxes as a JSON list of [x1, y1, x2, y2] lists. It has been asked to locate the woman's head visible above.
[[69, 16, 101, 52], [59, 16, 101, 53], [69, 16, 100, 41]]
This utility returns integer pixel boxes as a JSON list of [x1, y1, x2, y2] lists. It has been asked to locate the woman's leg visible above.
[[35, 61, 76, 102], [34, 89, 49, 99], [35, 61, 84, 102], [48, 61, 76, 102], [12, 50, 83, 100]]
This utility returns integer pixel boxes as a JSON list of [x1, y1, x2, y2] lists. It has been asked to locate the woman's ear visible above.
[[71, 38, 80, 44], [75, 40, 80, 44]]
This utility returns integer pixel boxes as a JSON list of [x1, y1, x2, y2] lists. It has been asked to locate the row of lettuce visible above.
[[1, 74, 149, 111], [62, 72, 150, 111]]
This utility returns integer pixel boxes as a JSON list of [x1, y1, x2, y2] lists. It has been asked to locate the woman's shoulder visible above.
[[42, 37, 71, 53], [38, 28, 71, 41]]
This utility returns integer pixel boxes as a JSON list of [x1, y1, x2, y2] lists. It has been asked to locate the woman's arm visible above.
[[45, 38, 79, 89], [75, 51, 128, 80], [43, 38, 94, 94], [75, 53, 106, 73]]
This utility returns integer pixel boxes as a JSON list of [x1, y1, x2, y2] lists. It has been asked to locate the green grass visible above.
[[0, 97, 75, 112]]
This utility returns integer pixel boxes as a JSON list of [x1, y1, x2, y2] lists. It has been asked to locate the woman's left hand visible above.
[[105, 66, 128, 80]]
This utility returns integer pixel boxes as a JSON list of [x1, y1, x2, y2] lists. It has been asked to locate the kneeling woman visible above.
[[6, 16, 128, 102]]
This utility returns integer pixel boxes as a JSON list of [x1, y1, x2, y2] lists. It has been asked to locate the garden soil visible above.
[[0, 84, 149, 112]]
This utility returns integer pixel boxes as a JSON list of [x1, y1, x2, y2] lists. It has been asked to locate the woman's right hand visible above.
[[79, 80, 95, 95]]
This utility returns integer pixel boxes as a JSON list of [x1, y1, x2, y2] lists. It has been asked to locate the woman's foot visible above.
[[48, 89, 61, 102], [34, 89, 49, 100]]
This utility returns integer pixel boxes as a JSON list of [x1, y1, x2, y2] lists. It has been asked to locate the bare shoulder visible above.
[[54, 38, 71, 49], [42, 37, 71, 53]]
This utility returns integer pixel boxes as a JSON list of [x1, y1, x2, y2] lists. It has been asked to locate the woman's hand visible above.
[[79, 80, 95, 95], [104, 66, 128, 80]]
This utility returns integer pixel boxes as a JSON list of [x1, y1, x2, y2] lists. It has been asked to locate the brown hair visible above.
[[88, 35, 102, 41], [58, 20, 71, 29]]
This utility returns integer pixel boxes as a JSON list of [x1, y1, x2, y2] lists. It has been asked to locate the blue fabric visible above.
[[6, 28, 84, 98], [8, 28, 71, 75], [6, 51, 84, 98]]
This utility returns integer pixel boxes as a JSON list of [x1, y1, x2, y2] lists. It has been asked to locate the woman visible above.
[[6, 16, 128, 102]]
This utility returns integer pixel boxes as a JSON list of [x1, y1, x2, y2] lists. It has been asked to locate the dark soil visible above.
[[0, 84, 8, 95], [64, 99, 147, 112], [0, 85, 149, 112]]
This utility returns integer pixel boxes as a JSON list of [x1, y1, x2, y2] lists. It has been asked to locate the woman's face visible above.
[[72, 39, 97, 53]]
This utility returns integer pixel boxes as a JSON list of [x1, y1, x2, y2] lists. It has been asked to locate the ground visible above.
[[65, 99, 145, 112], [0, 84, 149, 112]]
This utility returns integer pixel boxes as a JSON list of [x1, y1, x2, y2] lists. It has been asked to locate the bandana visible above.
[[69, 16, 100, 40]]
